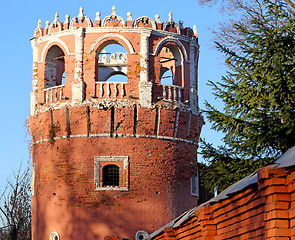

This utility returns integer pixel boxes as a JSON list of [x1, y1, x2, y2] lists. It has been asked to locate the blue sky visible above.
[[0, 0, 227, 189]]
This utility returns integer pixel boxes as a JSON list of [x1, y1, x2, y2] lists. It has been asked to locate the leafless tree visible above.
[[198, 0, 295, 54], [0, 164, 31, 240], [199, 0, 295, 10]]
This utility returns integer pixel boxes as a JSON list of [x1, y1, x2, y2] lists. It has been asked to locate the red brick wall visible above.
[[152, 165, 295, 240], [30, 11, 202, 240], [30, 106, 202, 240]]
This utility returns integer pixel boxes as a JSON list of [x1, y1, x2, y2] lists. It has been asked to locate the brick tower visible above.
[[29, 6, 204, 240]]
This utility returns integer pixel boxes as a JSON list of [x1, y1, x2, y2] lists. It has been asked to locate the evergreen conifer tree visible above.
[[200, 0, 295, 193]]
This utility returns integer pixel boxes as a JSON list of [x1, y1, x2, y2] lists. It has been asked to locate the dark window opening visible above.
[[103, 164, 120, 187], [44, 45, 65, 88]]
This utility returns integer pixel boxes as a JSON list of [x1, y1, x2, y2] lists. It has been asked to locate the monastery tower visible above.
[[29, 6, 204, 240]]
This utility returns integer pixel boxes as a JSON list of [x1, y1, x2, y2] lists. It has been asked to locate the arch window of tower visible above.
[[159, 46, 183, 87], [44, 45, 65, 88], [96, 42, 128, 83], [94, 156, 129, 191], [158, 45, 185, 103]]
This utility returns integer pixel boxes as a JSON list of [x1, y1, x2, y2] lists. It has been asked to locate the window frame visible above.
[[191, 172, 199, 197], [94, 156, 129, 191], [102, 164, 120, 187]]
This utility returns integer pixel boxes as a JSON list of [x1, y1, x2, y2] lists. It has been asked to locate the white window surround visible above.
[[94, 156, 129, 191], [191, 173, 199, 197]]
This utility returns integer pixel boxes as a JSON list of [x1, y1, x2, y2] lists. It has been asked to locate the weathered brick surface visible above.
[[30, 8, 203, 240], [30, 106, 202, 240], [151, 165, 295, 240]]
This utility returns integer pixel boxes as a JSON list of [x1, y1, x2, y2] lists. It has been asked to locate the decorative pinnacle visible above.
[[111, 5, 116, 15], [127, 12, 132, 21], [37, 19, 42, 28], [78, 7, 84, 20], [155, 14, 161, 23], [193, 25, 197, 35], [45, 21, 50, 29], [53, 12, 59, 23], [65, 15, 70, 23], [95, 12, 101, 21], [168, 12, 173, 22], [179, 20, 183, 29]]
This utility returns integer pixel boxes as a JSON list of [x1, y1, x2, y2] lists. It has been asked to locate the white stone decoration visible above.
[[34, 19, 43, 37], [89, 33, 135, 54], [139, 81, 153, 108], [193, 25, 197, 35], [94, 156, 129, 191], [168, 12, 173, 22], [69, 6, 93, 29], [72, 28, 85, 103], [48, 12, 62, 34], [163, 12, 181, 34], [134, 16, 156, 30], [40, 38, 71, 63], [189, 41, 198, 113], [64, 14, 70, 24], [77, 6, 84, 20], [140, 28, 151, 82], [30, 37, 39, 116], [49, 232, 60, 240], [45, 21, 50, 29], [108, 53, 127, 64], [161, 84, 183, 103], [38, 19, 42, 28], [95, 12, 101, 22], [127, 12, 132, 21], [139, 28, 152, 108], [53, 12, 59, 23], [153, 37, 189, 64], [155, 14, 161, 24], [102, 6, 125, 27]]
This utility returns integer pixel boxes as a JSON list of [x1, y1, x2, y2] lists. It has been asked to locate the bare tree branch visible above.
[[0, 164, 31, 240]]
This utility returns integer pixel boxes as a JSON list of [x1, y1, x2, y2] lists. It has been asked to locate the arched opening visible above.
[[160, 68, 173, 85], [159, 46, 183, 87], [158, 45, 184, 103], [105, 72, 128, 83], [44, 45, 65, 88], [96, 42, 128, 82], [102, 164, 120, 187]]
